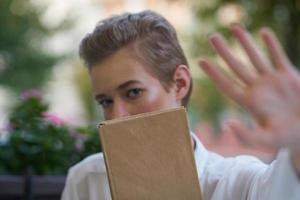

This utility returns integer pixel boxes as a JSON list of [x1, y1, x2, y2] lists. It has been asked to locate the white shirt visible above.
[[61, 134, 300, 200]]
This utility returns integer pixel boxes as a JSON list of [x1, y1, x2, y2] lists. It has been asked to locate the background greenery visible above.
[[0, 0, 74, 93], [0, 91, 101, 175]]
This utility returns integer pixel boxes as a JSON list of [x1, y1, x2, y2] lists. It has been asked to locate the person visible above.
[[61, 10, 300, 200]]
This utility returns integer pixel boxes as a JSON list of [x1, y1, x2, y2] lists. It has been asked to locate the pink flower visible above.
[[75, 142, 84, 151], [68, 128, 88, 141], [42, 112, 65, 126], [4, 122, 14, 131], [20, 89, 42, 100]]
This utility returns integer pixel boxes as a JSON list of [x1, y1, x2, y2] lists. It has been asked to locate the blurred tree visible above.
[[72, 61, 103, 123], [0, 0, 72, 93], [188, 0, 300, 124], [191, 0, 300, 67], [189, 77, 227, 127]]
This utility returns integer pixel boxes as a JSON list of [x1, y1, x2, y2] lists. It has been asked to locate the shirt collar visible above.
[[191, 132, 208, 179]]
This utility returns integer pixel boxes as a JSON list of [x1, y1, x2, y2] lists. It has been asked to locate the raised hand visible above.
[[199, 25, 300, 155]]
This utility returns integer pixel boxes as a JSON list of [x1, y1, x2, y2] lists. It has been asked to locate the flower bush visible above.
[[0, 90, 101, 175]]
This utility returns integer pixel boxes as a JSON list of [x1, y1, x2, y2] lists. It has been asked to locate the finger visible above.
[[260, 28, 300, 92], [231, 24, 273, 74], [288, 69, 300, 93], [227, 121, 279, 149], [199, 58, 244, 104], [260, 27, 293, 71], [209, 33, 255, 85]]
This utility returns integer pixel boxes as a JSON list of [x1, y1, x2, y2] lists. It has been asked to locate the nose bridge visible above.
[[112, 98, 129, 119]]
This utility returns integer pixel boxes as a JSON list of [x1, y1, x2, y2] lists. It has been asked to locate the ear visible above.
[[172, 65, 192, 103]]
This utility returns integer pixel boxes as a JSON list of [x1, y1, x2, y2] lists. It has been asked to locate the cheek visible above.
[[137, 101, 164, 113], [134, 88, 174, 113]]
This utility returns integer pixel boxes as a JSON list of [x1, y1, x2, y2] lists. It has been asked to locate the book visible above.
[[99, 107, 202, 200]]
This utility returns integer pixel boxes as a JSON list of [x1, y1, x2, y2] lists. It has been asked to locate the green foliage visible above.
[[191, 0, 300, 66], [190, 78, 227, 122], [72, 62, 102, 123], [0, 0, 71, 93], [0, 90, 101, 175], [77, 126, 102, 159]]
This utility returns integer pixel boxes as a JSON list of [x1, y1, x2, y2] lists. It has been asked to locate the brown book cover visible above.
[[99, 107, 202, 200]]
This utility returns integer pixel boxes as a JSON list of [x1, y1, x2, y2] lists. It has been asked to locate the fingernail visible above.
[[259, 27, 271, 37], [208, 33, 222, 46], [208, 33, 218, 40], [198, 58, 207, 66], [198, 59, 210, 71]]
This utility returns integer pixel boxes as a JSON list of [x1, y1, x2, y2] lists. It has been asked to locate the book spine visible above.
[[182, 109, 203, 199], [99, 126, 117, 200]]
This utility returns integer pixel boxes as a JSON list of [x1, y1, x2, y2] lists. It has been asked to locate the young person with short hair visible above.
[[62, 10, 300, 200]]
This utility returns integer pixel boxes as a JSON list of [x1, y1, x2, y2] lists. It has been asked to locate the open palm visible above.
[[199, 25, 300, 150]]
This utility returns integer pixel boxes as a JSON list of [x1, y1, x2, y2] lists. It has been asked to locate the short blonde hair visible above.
[[79, 10, 192, 107]]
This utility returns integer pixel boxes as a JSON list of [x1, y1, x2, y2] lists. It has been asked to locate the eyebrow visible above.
[[95, 80, 141, 101]]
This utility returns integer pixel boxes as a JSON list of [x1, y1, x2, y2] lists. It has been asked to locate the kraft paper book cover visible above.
[[99, 107, 202, 200]]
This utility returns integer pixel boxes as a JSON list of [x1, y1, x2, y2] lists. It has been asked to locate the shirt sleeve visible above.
[[246, 149, 300, 200], [267, 149, 300, 200], [61, 168, 80, 200], [202, 149, 300, 200], [61, 159, 112, 200]]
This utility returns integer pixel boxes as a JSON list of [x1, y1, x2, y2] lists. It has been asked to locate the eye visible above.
[[98, 98, 113, 108], [126, 88, 143, 99]]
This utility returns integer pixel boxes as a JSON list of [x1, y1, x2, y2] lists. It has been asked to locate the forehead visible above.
[[89, 47, 159, 93]]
